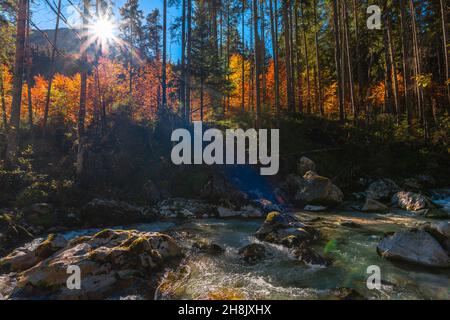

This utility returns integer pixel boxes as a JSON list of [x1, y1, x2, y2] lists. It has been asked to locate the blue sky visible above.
[[32, 0, 182, 60]]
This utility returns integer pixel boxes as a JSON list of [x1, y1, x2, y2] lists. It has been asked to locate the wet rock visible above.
[[366, 179, 400, 201], [297, 157, 316, 176], [292, 244, 331, 266], [192, 240, 225, 255], [81, 199, 151, 226], [255, 211, 321, 254], [391, 191, 436, 212], [238, 243, 266, 263], [158, 198, 213, 218], [239, 205, 264, 218], [421, 221, 450, 252], [7, 229, 182, 299], [283, 171, 344, 207], [377, 229, 450, 268], [0, 273, 16, 300], [360, 198, 389, 212], [155, 265, 191, 299]]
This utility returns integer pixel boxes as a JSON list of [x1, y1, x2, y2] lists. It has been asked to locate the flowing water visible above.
[[16, 191, 450, 300]]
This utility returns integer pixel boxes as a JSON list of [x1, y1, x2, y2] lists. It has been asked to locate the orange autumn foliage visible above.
[[1, 57, 177, 127]]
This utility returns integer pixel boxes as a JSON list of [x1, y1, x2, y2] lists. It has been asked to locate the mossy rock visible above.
[[265, 211, 281, 223]]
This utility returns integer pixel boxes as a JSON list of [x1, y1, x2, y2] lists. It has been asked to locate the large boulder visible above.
[[421, 221, 450, 252], [192, 239, 225, 255], [200, 173, 248, 207], [283, 171, 344, 207], [81, 199, 152, 226], [0, 234, 67, 272], [255, 212, 314, 244], [4, 229, 182, 299], [297, 157, 316, 176], [377, 229, 450, 268], [255, 212, 328, 265], [238, 243, 266, 263], [366, 179, 400, 201], [391, 191, 436, 212]]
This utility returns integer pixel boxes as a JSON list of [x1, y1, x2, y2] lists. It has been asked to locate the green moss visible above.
[[127, 237, 149, 253], [265, 211, 280, 223], [93, 229, 115, 239], [47, 233, 56, 241]]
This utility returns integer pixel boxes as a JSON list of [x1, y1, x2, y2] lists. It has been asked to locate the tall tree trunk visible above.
[[439, 0, 450, 109], [386, 15, 400, 123], [351, 0, 363, 114], [226, 3, 231, 114], [181, 0, 186, 120], [0, 66, 7, 131], [294, 0, 302, 113], [399, 0, 412, 124], [6, 0, 27, 162], [129, 21, 133, 96], [300, 2, 311, 114], [76, 0, 89, 176], [185, 0, 192, 123], [253, 0, 262, 126], [241, 0, 246, 113], [268, 0, 280, 113], [25, 0, 33, 130], [409, 0, 424, 128], [260, 0, 267, 108], [313, 0, 323, 116], [162, 0, 167, 110], [282, 0, 295, 112], [43, 0, 62, 130], [340, 2, 346, 116], [200, 77, 204, 121], [331, 0, 344, 121], [343, 0, 355, 119]]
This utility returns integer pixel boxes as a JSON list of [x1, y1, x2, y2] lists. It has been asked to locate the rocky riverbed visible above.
[[1, 199, 449, 300], [1, 158, 449, 300]]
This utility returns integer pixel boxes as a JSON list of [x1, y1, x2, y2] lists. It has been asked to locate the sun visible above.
[[92, 18, 114, 41]]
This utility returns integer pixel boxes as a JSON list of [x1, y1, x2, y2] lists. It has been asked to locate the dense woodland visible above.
[[0, 0, 449, 189]]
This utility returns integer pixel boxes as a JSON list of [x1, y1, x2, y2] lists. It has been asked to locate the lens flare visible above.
[[92, 18, 114, 41]]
